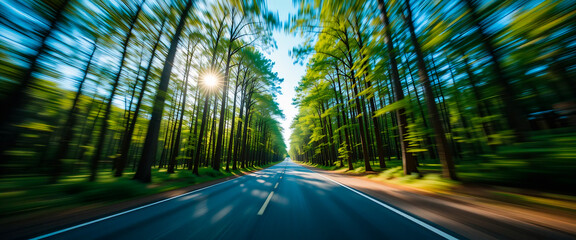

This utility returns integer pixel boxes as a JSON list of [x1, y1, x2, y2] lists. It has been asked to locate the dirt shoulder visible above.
[[1, 166, 274, 240], [301, 164, 576, 240]]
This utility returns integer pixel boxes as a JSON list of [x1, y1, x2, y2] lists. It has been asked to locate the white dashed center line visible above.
[[257, 191, 275, 215]]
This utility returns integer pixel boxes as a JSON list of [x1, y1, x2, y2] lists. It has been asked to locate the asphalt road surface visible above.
[[32, 159, 459, 240]]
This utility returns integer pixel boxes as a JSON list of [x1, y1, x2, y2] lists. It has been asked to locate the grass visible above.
[[0, 162, 279, 220], [299, 161, 458, 193], [299, 160, 402, 172]]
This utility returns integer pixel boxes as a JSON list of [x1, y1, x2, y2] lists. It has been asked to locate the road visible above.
[[31, 159, 459, 240]]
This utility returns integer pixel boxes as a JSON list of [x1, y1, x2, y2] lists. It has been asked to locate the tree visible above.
[[90, 0, 146, 182], [377, 0, 418, 175], [50, 38, 98, 183], [115, 16, 168, 177], [134, 0, 194, 183], [401, 0, 456, 179]]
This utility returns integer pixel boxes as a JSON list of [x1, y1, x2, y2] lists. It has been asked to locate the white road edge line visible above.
[[274, 182, 279, 189], [30, 166, 279, 240], [314, 173, 459, 240], [257, 191, 275, 215]]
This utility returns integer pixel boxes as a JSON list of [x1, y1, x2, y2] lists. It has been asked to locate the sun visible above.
[[202, 73, 219, 88]]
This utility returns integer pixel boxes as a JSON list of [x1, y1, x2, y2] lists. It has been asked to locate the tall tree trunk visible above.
[[91, 1, 144, 182], [193, 96, 211, 175], [335, 69, 354, 170], [377, 0, 418, 175], [351, 19, 387, 169], [160, 93, 180, 168], [386, 89, 401, 161], [212, 45, 233, 171], [115, 18, 167, 177], [402, 0, 455, 179], [232, 87, 247, 170], [123, 47, 146, 124], [225, 65, 244, 171], [240, 100, 253, 169], [168, 84, 188, 173], [403, 52, 437, 160], [428, 55, 453, 135], [330, 80, 345, 167], [206, 95, 218, 167], [134, 0, 194, 183], [167, 40, 195, 173], [342, 31, 373, 171], [342, 67, 361, 164], [186, 88, 201, 170]]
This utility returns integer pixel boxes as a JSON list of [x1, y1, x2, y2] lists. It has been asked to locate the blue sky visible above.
[[264, 0, 306, 148]]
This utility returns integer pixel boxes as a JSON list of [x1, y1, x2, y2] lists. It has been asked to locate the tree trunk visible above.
[[402, 0, 455, 179], [207, 95, 219, 168], [240, 100, 253, 169], [160, 93, 180, 168], [225, 64, 244, 171], [352, 20, 387, 169], [193, 95, 211, 175], [134, 0, 194, 182], [335, 69, 354, 170], [342, 31, 373, 171], [115, 19, 167, 177], [187, 88, 201, 170], [403, 52, 437, 160], [167, 40, 195, 173], [377, 0, 418, 175], [90, 1, 144, 182]]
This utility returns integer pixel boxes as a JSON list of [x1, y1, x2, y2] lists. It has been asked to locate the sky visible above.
[[263, 1, 306, 149]]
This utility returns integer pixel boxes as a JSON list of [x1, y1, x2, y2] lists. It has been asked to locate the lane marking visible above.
[[257, 191, 275, 215], [274, 182, 279, 189], [313, 171, 458, 240], [31, 165, 285, 240]]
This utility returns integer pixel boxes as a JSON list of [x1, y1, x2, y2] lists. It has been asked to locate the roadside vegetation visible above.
[[0, 162, 279, 220], [288, 0, 576, 198]]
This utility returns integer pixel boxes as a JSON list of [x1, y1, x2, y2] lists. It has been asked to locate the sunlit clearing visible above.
[[202, 73, 219, 88]]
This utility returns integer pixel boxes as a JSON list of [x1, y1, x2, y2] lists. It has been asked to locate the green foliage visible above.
[[463, 132, 576, 192], [337, 142, 350, 160], [405, 122, 429, 153], [379, 167, 404, 179], [373, 98, 411, 118]]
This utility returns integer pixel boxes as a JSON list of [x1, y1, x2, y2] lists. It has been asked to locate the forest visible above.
[[288, 0, 576, 193], [0, 0, 287, 216]]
